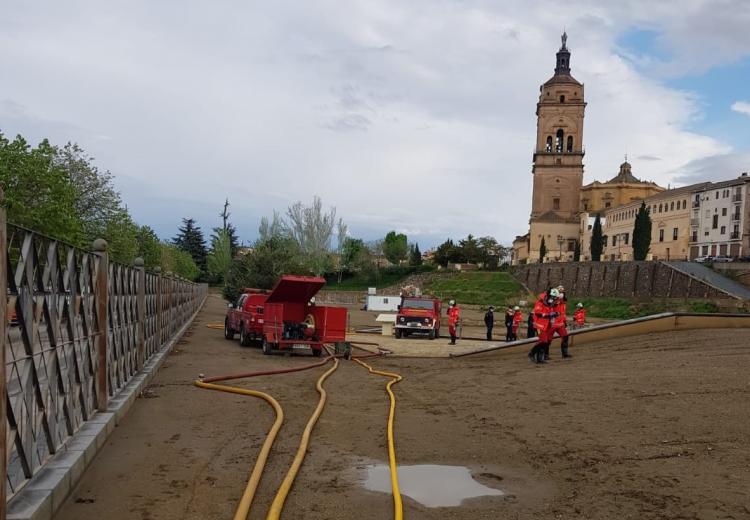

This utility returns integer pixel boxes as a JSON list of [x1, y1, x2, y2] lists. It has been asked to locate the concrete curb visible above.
[[6, 297, 207, 520]]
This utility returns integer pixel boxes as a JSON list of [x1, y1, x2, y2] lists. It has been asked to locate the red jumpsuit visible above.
[[532, 296, 556, 343], [511, 311, 523, 338], [447, 306, 461, 343], [573, 308, 586, 328]]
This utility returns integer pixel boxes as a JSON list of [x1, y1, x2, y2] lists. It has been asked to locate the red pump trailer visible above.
[[261, 275, 348, 356]]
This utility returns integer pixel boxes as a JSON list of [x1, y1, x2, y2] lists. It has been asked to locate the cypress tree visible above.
[[539, 237, 547, 263], [591, 214, 603, 261], [573, 240, 581, 262], [633, 202, 652, 261], [409, 243, 423, 266]]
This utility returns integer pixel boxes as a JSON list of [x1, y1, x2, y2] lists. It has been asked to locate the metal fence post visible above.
[[93, 239, 109, 412], [155, 267, 162, 348], [135, 258, 146, 370], [0, 188, 7, 519]]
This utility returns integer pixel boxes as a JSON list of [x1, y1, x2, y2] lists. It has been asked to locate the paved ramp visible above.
[[664, 261, 750, 300]]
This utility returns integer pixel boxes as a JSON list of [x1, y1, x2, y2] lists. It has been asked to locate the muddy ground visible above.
[[56, 292, 750, 520]]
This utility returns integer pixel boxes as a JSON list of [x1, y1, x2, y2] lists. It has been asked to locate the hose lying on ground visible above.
[[352, 355, 404, 520], [195, 353, 338, 519], [194, 380, 283, 520]]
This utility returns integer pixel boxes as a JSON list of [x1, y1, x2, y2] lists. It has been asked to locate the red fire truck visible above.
[[394, 296, 442, 340], [261, 275, 348, 356], [225, 289, 268, 346]]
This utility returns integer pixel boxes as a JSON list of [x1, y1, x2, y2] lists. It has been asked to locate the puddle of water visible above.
[[363, 464, 504, 507]]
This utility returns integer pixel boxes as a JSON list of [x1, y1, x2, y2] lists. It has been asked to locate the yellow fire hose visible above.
[[353, 358, 404, 520], [206, 322, 225, 329], [266, 357, 339, 519], [193, 380, 283, 520]]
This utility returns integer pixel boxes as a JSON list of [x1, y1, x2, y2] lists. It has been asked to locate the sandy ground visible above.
[[55, 292, 750, 520]]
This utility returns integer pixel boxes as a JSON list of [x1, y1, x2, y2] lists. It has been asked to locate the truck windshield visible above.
[[402, 300, 434, 310]]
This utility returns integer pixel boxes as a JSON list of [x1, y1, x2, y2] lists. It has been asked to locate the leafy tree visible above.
[[284, 196, 336, 276], [160, 243, 200, 280], [591, 214, 604, 262], [136, 225, 162, 268], [477, 236, 501, 269], [458, 234, 481, 264], [341, 238, 366, 269], [633, 202, 652, 261], [207, 229, 233, 284], [0, 134, 81, 242], [103, 210, 139, 264], [258, 210, 285, 241], [409, 243, 423, 266], [223, 236, 305, 302], [539, 236, 547, 263], [383, 231, 408, 265], [335, 219, 348, 282], [173, 218, 208, 276], [433, 239, 458, 267], [573, 240, 581, 262]]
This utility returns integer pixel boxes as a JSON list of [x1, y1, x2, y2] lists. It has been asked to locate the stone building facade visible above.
[[579, 161, 664, 214], [690, 173, 750, 258]]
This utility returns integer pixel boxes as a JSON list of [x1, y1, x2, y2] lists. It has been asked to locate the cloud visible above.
[[731, 101, 750, 116], [0, 1, 747, 247], [671, 152, 750, 185]]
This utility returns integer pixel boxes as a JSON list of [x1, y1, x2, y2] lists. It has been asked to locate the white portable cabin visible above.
[[365, 295, 402, 312]]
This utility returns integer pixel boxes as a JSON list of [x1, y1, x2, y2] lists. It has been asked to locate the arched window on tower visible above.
[[560, 95, 565, 103], [566, 136, 573, 152], [555, 129, 563, 152], [546, 136, 552, 152]]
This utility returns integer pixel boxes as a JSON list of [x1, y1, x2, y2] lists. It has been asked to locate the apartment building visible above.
[[602, 184, 699, 261], [690, 173, 750, 258]]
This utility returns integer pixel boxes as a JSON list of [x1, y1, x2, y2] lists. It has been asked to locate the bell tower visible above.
[[528, 32, 587, 262]]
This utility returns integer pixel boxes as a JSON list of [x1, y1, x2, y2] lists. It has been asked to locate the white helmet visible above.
[[576, 302, 584, 308], [449, 299, 456, 306], [549, 288, 560, 298], [514, 306, 520, 311]]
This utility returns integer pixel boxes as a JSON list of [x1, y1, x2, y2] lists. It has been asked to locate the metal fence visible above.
[[1, 222, 207, 504]]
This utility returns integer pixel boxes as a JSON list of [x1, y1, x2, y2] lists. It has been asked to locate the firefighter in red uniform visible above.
[[573, 303, 586, 329], [546, 285, 572, 359], [511, 306, 523, 341], [528, 288, 559, 364], [447, 300, 461, 345]]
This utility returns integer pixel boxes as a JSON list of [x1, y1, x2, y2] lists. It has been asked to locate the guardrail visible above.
[[449, 312, 750, 358], [0, 196, 207, 514]]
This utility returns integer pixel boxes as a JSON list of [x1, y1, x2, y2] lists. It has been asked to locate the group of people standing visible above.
[[450, 290, 587, 354]]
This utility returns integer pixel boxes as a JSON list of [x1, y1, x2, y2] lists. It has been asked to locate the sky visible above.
[[1, 0, 749, 249]]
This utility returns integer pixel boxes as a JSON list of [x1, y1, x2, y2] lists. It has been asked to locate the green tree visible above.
[[103, 210, 139, 264], [0, 134, 81, 242], [207, 229, 233, 284], [223, 236, 305, 302], [409, 243, 423, 266], [633, 202, 652, 261], [457, 234, 481, 264], [173, 218, 207, 276], [284, 196, 337, 276], [591, 214, 604, 262], [573, 240, 581, 262], [136, 225, 162, 268], [539, 236, 547, 263], [477, 236, 501, 269], [212, 199, 240, 256], [160, 243, 200, 280], [433, 239, 455, 267], [383, 231, 408, 265]]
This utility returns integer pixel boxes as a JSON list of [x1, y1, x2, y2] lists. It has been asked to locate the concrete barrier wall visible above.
[[511, 261, 738, 300]]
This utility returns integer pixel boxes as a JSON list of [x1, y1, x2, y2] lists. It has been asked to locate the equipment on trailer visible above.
[[261, 275, 348, 356]]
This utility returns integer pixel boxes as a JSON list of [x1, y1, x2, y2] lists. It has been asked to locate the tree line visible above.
[[0, 131, 229, 280]]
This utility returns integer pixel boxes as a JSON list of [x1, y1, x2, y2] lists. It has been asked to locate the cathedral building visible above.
[[512, 34, 665, 265]]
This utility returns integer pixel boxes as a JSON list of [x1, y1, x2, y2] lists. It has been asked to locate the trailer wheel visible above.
[[224, 319, 235, 340], [262, 337, 273, 355], [239, 324, 251, 347], [395, 329, 402, 339]]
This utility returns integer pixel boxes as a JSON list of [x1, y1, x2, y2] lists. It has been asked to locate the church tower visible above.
[[527, 32, 586, 262]]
